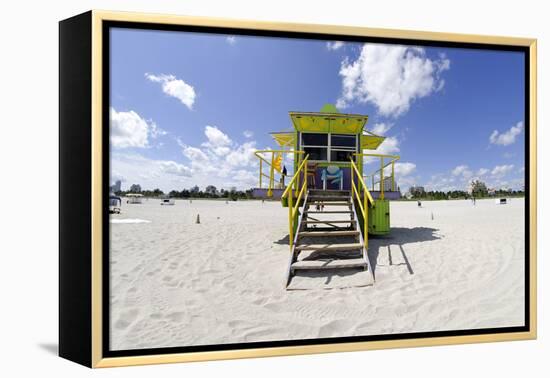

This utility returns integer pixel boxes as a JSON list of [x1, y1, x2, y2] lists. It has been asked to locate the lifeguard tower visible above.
[[253, 104, 401, 287]]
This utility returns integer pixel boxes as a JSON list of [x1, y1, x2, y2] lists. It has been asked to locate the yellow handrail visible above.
[[354, 153, 400, 196], [350, 158, 374, 205], [254, 149, 305, 197], [350, 158, 374, 249], [282, 155, 309, 248]]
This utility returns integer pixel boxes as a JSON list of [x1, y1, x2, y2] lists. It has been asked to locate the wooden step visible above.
[[305, 210, 353, 214], [291, 258, 366, 270], [308, 196, 351, 201], [308, 202, 350, 206], [303, 227, 355, 232], [302, 220, 354, 224], [295, 243, 363, 251], [309, 189, 350, 195], [298, 230, 360, 237]]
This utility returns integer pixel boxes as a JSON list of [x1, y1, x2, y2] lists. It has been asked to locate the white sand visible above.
[[110, 218, 151, 224], [109, 197, 525, 350]]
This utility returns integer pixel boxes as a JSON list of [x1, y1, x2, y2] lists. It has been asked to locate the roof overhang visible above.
[[289, 111, 368, 134], [361, 131, 386, 150], [270, 132, 295, 147]]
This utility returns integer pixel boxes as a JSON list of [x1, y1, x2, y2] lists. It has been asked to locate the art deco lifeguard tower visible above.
[[253, 104, 401, 287]]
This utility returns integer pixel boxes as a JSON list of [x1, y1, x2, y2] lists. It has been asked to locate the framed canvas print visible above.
[[59, 10, 537, 368]]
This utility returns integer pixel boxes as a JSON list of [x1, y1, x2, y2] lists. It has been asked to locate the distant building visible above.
[[205, 185, 218, 195], [380, 178, 397, 192], [110, 180, 122, 193], [129, 184, 142, 193], [409, 186, 425, 197]]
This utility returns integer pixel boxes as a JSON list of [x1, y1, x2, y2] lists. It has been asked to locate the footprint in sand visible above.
[[262, 301, 286, 313], [146, 267, 162, 277], [114, 308, 140, 330], [227, 320, 259, 331], [252, 297, 269, 306], [165, 311, 187, 322], [161, 275, 182, 288], [318, 319, 356, 338], [131, 264, 143, 273], [243, 328, 279, 341]]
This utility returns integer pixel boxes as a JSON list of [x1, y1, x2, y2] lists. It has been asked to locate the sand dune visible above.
[[109, 198, 525, 350]]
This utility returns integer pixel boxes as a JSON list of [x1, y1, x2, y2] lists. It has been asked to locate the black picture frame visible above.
[[59, 10, 537, 368]]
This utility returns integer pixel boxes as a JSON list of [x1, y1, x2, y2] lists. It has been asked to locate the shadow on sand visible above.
[[275, 226, 441, 281], [274, 234, 291, 245], [368, 227, 441, 278]]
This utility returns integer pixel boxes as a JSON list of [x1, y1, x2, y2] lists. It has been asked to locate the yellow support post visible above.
[[288, 186, 293, 247], [364, 187, 368, 250], [259, 159, 263, 188], [281, 155, 309, 249], [304, 162, 308, 200], [392, 161, 395, 192], [351, 162, 354, 189], [350, 157, 374, 250], [380, 157, 385, 200], [268, 152, 275, 197]]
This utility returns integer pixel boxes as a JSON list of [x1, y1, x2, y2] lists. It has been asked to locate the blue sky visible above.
[[110, 28, 525, 192]]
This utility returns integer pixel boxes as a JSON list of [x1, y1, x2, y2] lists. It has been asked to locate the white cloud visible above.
[[182, 146, 209, 163], [370, 122, 393, 136], [231, 170, 256, 187], [390, 162, 417, 191], [425, 174, 457, 192], [112, 136, 259, 191], [327, 41, 344, 50], [204, 125, 231, 146], [145, 73, 196, 109], [476, 168, 489, 176], [226, 141, 257, 167], [491, 164, 514, 177], [452, 165, 473, 178], [394, 162, 416, 176], [337, 44, 450, 117], [110, 108, 161, 148], [374, 136, 400, 155], [158, 161, 192, 177], [426, 162, 521, 192], [202, 125, 232, 156], [243, 130, 254, 138], [111, 153, 193, 192], [489, 121, 523, 146], [362, 135, 400, 166], [176, 126, 259, 189], [226, 36, 237, 45]]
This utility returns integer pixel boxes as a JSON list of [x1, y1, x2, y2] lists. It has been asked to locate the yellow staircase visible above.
[[284, 189, 374, 288]]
